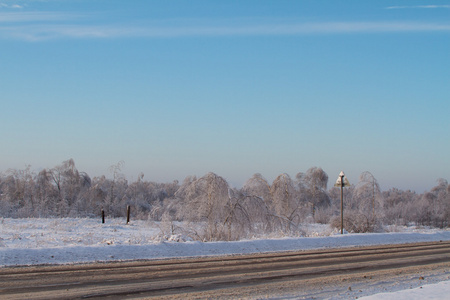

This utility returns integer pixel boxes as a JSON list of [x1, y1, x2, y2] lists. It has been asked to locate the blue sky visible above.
[[1, 0, 449, 192]]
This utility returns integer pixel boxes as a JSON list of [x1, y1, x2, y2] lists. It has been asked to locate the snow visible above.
[[1, 218, 449, 298], [359, 280, 450, 300], [1, 218, 449, 267]]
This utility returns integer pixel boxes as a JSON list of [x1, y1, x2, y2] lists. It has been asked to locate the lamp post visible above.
[[340, 173, 344, 234], [335, 171, 350, 234]]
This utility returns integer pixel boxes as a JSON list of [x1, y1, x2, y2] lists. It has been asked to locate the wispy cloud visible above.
[[0, 11, 77, 22], [1, 17, 450, 41], [386, 5, 450, 9], [0, 2, 25, 9]]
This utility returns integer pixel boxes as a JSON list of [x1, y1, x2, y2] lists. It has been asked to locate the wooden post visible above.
[[101, 209, 105, 224], [126, 205, 130, 224]]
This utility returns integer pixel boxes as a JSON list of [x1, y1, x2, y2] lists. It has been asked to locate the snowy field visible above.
[[1, 218, 449, 299], [1, 218, 450, 267]]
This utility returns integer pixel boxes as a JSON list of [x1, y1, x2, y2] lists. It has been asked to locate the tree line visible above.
[[1, 159, 448, 241]]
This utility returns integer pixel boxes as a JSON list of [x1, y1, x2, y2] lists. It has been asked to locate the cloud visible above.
[[386, 5, 450, 9], [0, 3, 23, 9], [1, 20, 450, 41], [0, 11, 81, 22]]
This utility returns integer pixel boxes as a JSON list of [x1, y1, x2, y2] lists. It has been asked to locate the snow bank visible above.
[[1, 218, 449, 267], [360, 280, 450, 300]]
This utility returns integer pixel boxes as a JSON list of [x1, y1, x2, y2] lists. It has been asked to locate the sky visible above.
[[0, 0, 449, 192]]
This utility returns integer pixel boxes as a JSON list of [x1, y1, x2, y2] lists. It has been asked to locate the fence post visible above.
[[126, 205, 131, 224], [101, 209, 105, 224]]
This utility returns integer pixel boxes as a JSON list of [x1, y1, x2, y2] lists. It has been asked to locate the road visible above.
[[1, 241, 449, 299]]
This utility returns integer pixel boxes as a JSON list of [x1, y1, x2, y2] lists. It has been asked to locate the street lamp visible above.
[[335, 171, 350, 234]]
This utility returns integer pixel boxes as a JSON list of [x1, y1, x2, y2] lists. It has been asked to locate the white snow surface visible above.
[[1, 218, 449, 267], [359, 280, 450, 300], [1, 218, 450, 299]]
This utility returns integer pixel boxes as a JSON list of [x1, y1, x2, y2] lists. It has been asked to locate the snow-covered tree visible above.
[[179, 173, 231, 240], [241, 173, 277, 233], [271, 173, 304, 232], [352, 171, 382, 230]]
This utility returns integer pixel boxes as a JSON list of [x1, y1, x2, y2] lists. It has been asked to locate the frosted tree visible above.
[[34, 169, 58, 217], [241, 174, 277, 233], [302, 167, 330, 207], [353, 171, 382, 229], [382, 188, 420, 226], [271, 173, 303, 232], [176, 172, 255, 241], [173, 175, 197, 201], [125, 174, 179, 219], [179, 172, 230, 240], [96, 161, 128, 217], [420, 179, 449, 228], [220, 188, 253, 240], [0, 166, 35, 217], [126, 173, 153, 218], [108, 161, 125, 203], [48, 159, 91, 216], [242, 174, 273, 206], [432, 179, 450, 227], [296, 167, 330, 222]]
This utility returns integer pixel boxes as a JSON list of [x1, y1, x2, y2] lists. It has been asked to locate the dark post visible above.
[[101, 209, 105, 224], [126, 205, 131, 224], [340, 174, 344, 235]]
